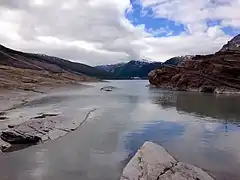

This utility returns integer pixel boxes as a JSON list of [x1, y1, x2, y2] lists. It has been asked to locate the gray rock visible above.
[[121, 142, 214, 180]]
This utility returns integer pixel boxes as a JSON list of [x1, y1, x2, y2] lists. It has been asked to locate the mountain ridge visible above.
[[0, 44, 112, 90], [0, 44, 111, 78]]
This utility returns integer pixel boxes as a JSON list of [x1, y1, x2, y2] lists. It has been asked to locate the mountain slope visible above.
[[149, 34, 240, 93], [220, 34, 240, 53], [0, 44, 111, 78], [0, 44, 113, 90], [163, 56, 193, 67]]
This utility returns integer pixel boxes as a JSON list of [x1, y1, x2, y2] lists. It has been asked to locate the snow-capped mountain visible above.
[[95, 60, 161, 79], [95, 62, 125, 73]]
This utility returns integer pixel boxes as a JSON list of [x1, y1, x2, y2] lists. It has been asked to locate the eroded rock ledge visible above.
[[121, 142, 214, 180], [0, 109, 96, 152]]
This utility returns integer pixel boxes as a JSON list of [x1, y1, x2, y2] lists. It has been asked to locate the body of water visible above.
[[0, 80, 240, 180]]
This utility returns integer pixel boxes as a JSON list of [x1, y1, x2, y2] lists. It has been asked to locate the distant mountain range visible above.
[[0, 43, 193, 84], [95, 57, 189, 79]]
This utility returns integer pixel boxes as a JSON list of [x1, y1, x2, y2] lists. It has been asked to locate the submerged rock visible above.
[[121, 142, 214, 180], [100, 86, 118, 92], [7, 124, 15, 128]]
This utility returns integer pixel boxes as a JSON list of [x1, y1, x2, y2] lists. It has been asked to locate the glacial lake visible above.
[[0, 80, 240, 180]]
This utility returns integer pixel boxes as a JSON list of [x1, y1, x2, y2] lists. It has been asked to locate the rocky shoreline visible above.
[[148, 35, 240, 94], [0, 84, 95, 152], [121, 142, 214, 180]]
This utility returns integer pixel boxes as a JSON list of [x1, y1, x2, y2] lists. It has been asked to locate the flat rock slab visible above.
[[121, 141, 214, 180], [0, 108, 96, 152]]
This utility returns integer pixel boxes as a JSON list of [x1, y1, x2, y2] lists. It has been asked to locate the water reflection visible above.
[[149, 89, 240, 123], [0, 81, 240, 180]]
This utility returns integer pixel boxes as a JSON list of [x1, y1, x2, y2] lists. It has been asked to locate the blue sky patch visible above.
[[207, 19, 222, 27], [125, 0, 185, 37], [126, 0, 240, 38], [207, 19, 240, 36], [221, 26, 240, 36]]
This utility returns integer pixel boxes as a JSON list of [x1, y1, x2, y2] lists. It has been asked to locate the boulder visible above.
[[121, 142, 214, 180]]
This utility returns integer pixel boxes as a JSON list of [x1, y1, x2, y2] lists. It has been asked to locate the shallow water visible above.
[[0, 80, 240, 180]]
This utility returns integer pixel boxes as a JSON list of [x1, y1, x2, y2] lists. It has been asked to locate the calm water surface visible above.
[[0, 80, 240, 180]]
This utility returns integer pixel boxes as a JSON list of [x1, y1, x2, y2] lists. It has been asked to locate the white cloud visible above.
[[0, 0, 239, 65]]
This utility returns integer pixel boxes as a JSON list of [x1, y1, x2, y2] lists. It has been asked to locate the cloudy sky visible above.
[[0, 0, 240, 65]]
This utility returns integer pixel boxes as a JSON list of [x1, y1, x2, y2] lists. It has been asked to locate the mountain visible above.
[[0, 44, 111, 78], [149, 34, 240, 93], [96, 60, 162, 79], [95, 62, 125, 73], [96, 57, 190, 79], [220, 34, 240, 53], [163, 56, 193, 67], [0, 44, 112, 90]]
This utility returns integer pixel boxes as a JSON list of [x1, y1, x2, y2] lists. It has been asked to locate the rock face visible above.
[[121, 142, 214, 180], [148, 34, 240, 93]]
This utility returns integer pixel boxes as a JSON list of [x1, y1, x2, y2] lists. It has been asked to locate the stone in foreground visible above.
[[121, 142, 214, 180]]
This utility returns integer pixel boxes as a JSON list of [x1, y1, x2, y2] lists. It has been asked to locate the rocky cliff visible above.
[[148, 35, 240, 93]]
